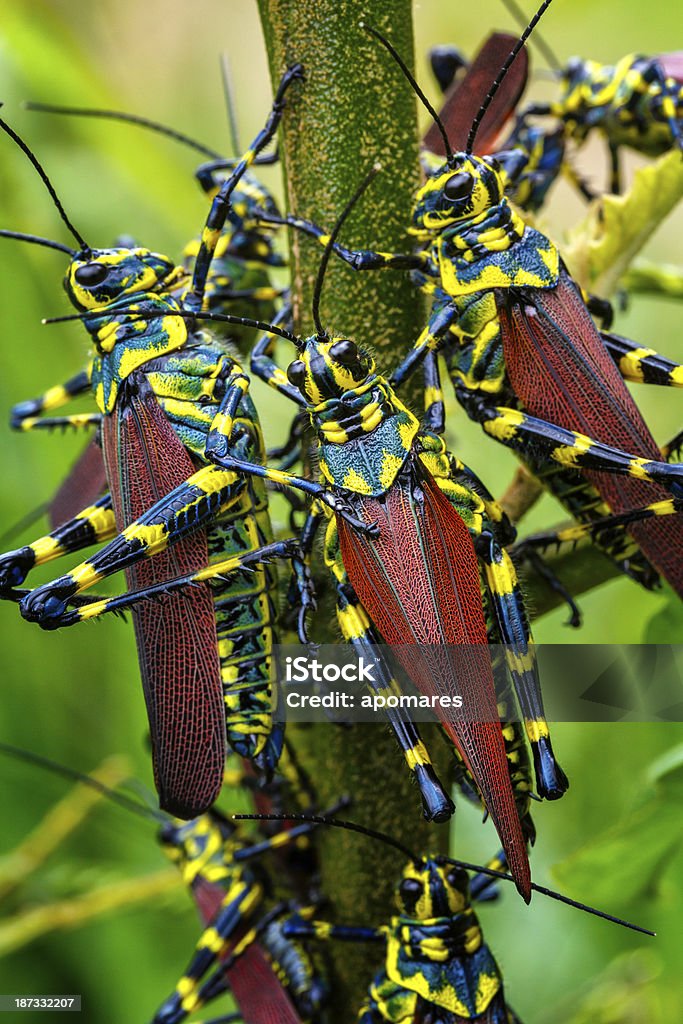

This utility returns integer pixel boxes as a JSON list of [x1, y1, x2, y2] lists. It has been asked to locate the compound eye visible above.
[[287, 359, 307, 389], [329, 339, 360, 365], [74, 262, 109, 286], [399, 878, 422, 900], [446, 868, 466, 889], [443, 172, 473, 202]]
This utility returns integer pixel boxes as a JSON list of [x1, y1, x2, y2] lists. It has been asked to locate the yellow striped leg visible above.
[[19, 537, 306, 629], [468, 399, 683, 493], [602, 331, 683, 387], [323, 516, 453, 822], [479, 533, 568, 801], [17, 463, 248, 627], [11, 369, 99, 432], [0, 496, 115, 592]]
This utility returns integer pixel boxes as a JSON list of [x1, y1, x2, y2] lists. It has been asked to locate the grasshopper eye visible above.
[[446, 868, 466, 888], [287, 360, 307, 389], [443, 172, 473, 202], [74, 262, 109, 286], [329, 340, 360, 365], [399, 877, 422, 900]]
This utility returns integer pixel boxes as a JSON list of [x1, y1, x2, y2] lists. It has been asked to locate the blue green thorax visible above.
[[285, 333, 419, 497], [87, 294, 188, 413], [384, 858, 502, 1016]]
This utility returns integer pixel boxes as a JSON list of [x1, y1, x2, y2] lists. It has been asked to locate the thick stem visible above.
[[257, 1, 449, 1014]]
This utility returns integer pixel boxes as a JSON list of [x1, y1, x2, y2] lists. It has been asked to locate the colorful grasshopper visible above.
[[19, 70, 288, 530], [236, 812, 654, 1024], [0, 68, 311, 817], [0, 743, 330, 1024], [265, 3, 683, 609], [0, 91, 457, 828], [505, 0, 683, 194]]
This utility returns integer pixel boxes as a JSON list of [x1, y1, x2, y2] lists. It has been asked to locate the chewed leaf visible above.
[[563, 149, 683, 295]]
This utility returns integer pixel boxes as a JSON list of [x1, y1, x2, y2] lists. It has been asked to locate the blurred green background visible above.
[[0, 1, 681, 1021]]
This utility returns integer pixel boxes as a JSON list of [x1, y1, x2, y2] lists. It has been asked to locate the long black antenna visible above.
[[311, 163, 381, 337], [233, 812, 421, 865], [219, 54, 241, 155], [42, 307, 305, 348], [0, 112, 89, 252], [0, 742, 166, 824], [499, 0, 562, 72], [360, 22, 454, 163], [467, 0, 555, 154], [26, 101, 223, 161], [0, 229, 75, 255], [235, 812, 655, 936]]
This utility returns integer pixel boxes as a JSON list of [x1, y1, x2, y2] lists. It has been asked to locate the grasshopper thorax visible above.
[[65, 247, 179, 311], [411, 153, 506, 237]]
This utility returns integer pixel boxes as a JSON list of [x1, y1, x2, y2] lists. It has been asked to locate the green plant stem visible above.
[[257, 1, 450, 1014]]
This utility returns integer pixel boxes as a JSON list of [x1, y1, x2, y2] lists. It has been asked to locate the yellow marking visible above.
[[319, 421, 350, 444], [404, 741, 430, 770], [379, 451, 405, 490], [483, 408, 525, 442], [201, 226, 222, 249], [525, 719, 550, 743], [31, 536, 63, 563], [122, 521, 170, 553], [628, 458, 652, 480], [40, 385, 69, 411], [342, 466, 372, 494], [475, 970, 502, 1012], [176, 977, 194, 998]]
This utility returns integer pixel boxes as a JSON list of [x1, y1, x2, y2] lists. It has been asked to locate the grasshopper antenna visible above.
[[219, 53, 242, 155], [234, 811, 422, 865], [0, 229, 75, 255], [26, 101, 223, 161], [0, 110, 90, 252], [361, 22, 454, 164], [499, 0, 562, 73], [235, 812, 655, 936], [467, 0, 555, 154], [0, 742, 166, 824], [311, 162, 381, 337]]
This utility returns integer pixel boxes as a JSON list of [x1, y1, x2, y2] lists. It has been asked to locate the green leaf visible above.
[[563, 150, 683, 295], [552, 742, 683, 903]]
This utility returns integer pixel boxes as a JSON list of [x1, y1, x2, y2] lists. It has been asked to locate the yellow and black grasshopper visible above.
[[0, 743, 333, 1024], [504, 0, 683, 195], [235, 812, 654, 1024], [261, 3, 683, 617], [0, 69, 315, 818]]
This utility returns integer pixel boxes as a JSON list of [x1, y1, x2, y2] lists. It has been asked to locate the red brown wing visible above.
[[498, 272, 683, 595], [424, 33, 529, 155], [658, 52, 683, 82], [338, 463, 530, 901], [49, 437, 109, 529], [102, 370, 225, 818], [225, 942, 303, 1024]]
